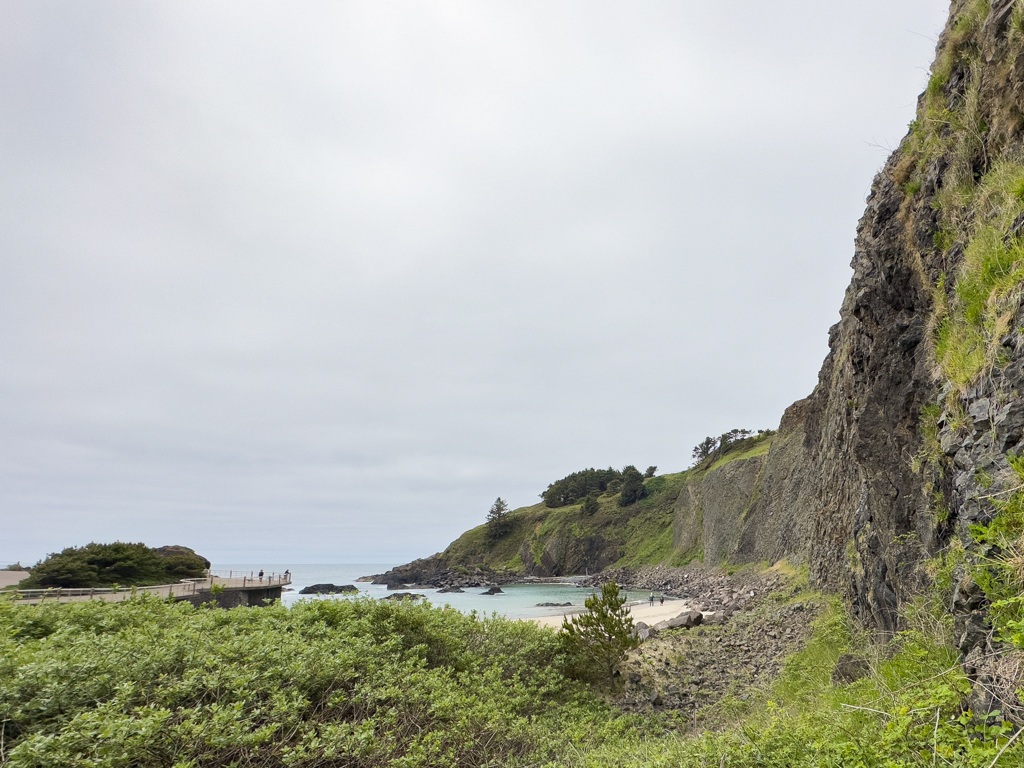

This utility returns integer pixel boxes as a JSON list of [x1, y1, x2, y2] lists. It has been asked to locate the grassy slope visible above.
[[439, 435, 773, 574], [438, 471, 691, 573]]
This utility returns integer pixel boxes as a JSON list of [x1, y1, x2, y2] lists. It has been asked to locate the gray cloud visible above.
[[0, 1, 948, 564]]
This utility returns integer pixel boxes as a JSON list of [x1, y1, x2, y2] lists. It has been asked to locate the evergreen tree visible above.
[[580, 496, 600, 516], [560, 580, 639, 682], [485, 497, 512, 540], [617, 465, 648, 507]]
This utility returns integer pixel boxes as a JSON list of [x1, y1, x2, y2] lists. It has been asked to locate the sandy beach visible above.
[[0, 571, 29, 589], [529, 598, 696, 629]]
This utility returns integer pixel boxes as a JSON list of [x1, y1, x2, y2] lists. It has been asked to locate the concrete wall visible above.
[[176, 586, 281, 608]]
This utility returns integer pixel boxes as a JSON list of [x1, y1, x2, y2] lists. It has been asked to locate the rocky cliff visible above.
[[763, 0, 1024, 640], [385, 2, 1024, 656]]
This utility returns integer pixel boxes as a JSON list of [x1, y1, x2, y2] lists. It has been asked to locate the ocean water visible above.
[[217, 564, 649, 620]]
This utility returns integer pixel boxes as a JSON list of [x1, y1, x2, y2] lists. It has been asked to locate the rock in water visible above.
[[437, 586, 464, 593], [383, 592, 422, 601], [536, 601, 571, 607], [298, 583, 358, 595], [482, 586, 503, 595]]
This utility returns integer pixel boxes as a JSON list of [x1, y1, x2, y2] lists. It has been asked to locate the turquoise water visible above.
[[218, 564, 648, 620]]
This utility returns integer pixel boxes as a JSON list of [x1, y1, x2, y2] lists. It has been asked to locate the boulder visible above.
[[383, 592, 422, 601], [437, 586, 464, 593], [666, 610, 704, 629], [638, 626, 659, 642], [482, 586, 503, 595], [298, 583, 358, 595]]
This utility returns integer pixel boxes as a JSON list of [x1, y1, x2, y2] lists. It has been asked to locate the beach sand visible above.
[[0, 571, 29, 589], [529, 598, 697, 629]]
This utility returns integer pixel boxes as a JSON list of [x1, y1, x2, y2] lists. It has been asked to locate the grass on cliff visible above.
[[935, 159, 1024, 389], [439, 471, 693, 573], [901, 0, 1024, 392], [706, 436, 771, 472]]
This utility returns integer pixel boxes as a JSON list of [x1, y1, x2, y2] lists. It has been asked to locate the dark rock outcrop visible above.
[[368, 560, 518, 590], [298, 583, 357, 595]]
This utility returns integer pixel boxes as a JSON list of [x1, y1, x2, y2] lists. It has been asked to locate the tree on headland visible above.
[[485, 497, 512, 540], [617, 465, 648, 507], [18, 542, 208, 589], [692, 436, 718, 463], [691, 428, 773, 468], [560, 580, 639, 683], [541, 467, 621, 508], [644, 466, 657, 478], [580, 496, 600, 516]]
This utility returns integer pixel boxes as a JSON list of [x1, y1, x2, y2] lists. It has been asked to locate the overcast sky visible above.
[[1, 1, 951, 566]]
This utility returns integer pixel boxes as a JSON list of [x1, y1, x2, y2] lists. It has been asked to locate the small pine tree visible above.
[[485, 497, 512, 540], [561, 580, 639, 683], [581, 496, 600, 516], [644, 465, 657, 478]]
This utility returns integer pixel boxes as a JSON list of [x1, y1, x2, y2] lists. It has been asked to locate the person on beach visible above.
[[649, 592, 655, 606], [659, 594, 664, 606]]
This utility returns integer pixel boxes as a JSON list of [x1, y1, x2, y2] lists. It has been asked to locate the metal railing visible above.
[[5, 569, 292, 604]]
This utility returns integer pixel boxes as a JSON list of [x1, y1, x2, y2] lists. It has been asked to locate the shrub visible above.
[[0, 596, 625, 767]]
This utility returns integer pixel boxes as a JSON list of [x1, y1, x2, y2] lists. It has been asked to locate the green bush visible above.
[[18, 542, 207, 589], [0, 596, 632, 767]]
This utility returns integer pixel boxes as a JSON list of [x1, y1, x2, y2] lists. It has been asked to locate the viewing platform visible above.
[[5, 569, 292, 608]]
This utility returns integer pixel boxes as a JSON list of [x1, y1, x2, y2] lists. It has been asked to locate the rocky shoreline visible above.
[[584, 564, 791, 619], [366, 558, 586, 591]]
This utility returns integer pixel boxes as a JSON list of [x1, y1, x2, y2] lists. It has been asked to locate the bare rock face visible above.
[[154, 545, 211, 570]]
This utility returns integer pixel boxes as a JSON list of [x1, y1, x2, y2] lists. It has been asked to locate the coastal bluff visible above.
[[388, 0, 1024, 651]]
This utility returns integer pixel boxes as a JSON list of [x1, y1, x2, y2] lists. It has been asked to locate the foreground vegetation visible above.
[[0, 595, 634, 767], [1, 584, 1022, 767]]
